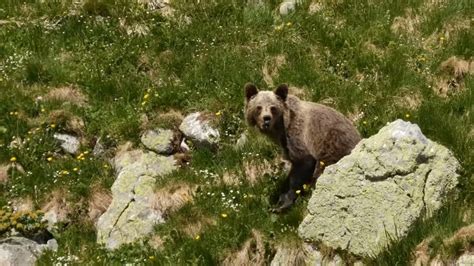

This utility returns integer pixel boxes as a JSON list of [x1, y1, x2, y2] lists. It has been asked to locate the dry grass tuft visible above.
[[443, 224, 474, 251], [243, 159, 277, 185], [0, 164, 8, 183], [151, 183, 196, 217], [88, 185, 112, 224], [394, 90, 422, 110], [221, 171, 241, 186], [272, 243, 313, 266], [262, 55, 287, 87], [391, 9, 422, 37], [41, 190, 71, 225], [222, 230, 266, 266], [412, 238, 433, 266], [289, 86, 311, 100], [148, 235, 165, 250], [44, 86, 88, 107], [11, 197, 34, 212], [0, 163, 25, 183], [181, 216, 216, 237], [434, 56, 473, 97], [148, 109, 184, 129]]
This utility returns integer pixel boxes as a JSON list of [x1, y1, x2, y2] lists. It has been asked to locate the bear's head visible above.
[[244, 83, 288, 134]]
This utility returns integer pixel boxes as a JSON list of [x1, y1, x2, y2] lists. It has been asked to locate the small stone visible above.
[[179, 112, 220, 148], [141, 128, 175, 155], [279, 1, 297, 16], [180, 138, 190, 152], [236, 132, 248, 149], [53, 133, 80, 155], [93, 137, 105, 157]]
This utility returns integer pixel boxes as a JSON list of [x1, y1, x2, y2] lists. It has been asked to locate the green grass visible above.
[[0, 0, 472, 264]]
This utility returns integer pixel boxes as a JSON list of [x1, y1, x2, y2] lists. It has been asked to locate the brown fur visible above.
[[244, 84, 360, 168]]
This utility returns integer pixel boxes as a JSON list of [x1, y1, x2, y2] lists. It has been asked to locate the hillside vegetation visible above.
[[0, 0, 472, 265]]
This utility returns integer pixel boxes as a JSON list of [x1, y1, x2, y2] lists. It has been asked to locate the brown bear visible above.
[[244, 83, 361, 212]]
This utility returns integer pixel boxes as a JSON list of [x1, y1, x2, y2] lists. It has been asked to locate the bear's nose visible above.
[[263, 115, 272, 125]]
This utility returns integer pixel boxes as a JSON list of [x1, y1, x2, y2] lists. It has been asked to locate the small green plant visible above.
[[0, 207, 48, 238]]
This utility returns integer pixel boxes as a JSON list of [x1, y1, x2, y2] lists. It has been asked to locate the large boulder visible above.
[[179, 112, 220, 148], [0, 237, 58, 266], [298, 120, 460, 257], [96, 149, 177, 250]]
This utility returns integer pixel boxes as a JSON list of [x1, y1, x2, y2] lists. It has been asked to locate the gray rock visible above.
[[93, 137, 105, 157], [179, 112, 220, 148], [279, 2, 294, 16], [141, 128, 175, 155], [0, 237, 58, 266], [298, 120, 460, 258], [457, 253, 474, 266], [53, 133, 80, 155], [235, 132, 248, 149], [96, 149, 177, 250], [279, 0, 301, 16]]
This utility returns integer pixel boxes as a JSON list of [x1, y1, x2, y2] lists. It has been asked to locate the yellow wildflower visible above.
[[195, 235, 200, 240], [215, 111, 222, 116], [41, 108, 46, 113], [50, 124, 56, 128], [73, 167, 79, 172], [141, 101, 147, 106], [405, 113, 410, 118], [286, 22, 292, 26], [10, 157, 17, 162], [296, 190, 301, 195], [143, 94, 150, 100], [47, 157, 53, 162], [83, 151, 89, 155], [303, 184, 309, 191], [221, 213, 228, 218], [319, 161, 325, 167], [149, 256, 155, 260], [363, 121, 367, 125]]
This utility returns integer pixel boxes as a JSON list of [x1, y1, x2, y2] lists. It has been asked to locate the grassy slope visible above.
[[0, 0, 472, 265]]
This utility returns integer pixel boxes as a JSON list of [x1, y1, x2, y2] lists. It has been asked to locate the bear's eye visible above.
[[270, 106, 277, 113], [256, 106, 262, 112]]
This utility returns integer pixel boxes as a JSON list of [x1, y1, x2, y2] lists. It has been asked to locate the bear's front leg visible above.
[[273, 155, 317, 213]]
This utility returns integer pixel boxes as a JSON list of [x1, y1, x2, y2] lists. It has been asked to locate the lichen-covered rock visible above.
[[179, 112, 219, 148], [141, 128, 176, 155], [97, 149, 177, 250], [0, 237, 58, 266], [298, 120, 460, 257], [53, 133, 80, 155]]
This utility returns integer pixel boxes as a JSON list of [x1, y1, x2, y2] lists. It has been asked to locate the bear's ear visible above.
[[244, 83, 258, 102], [275, 84, 288, 101]]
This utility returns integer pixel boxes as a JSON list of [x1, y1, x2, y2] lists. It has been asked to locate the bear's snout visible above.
[[263, 115, 272, 128]]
